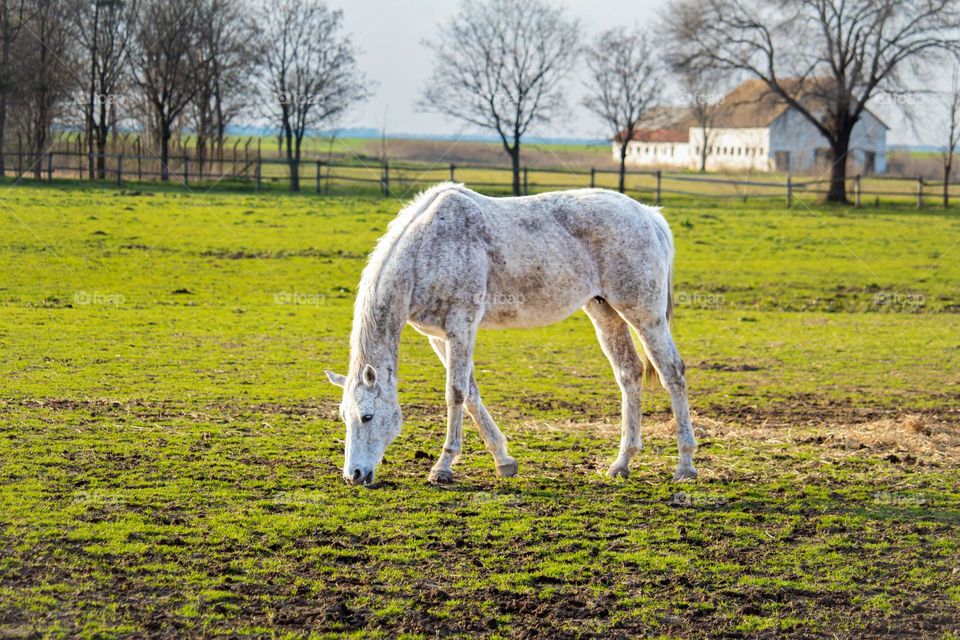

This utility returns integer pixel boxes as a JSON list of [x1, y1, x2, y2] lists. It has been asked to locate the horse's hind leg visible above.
[[617, 308, 698, 481], [429, 336, 518, 478], [583, 299, 645, 478]]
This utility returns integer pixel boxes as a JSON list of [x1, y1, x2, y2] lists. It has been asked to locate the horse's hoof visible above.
[[496, 458, 518, 478], [607, 464, 630, 479], [428, 469, 454, 484], [673, 465, 698, 481]]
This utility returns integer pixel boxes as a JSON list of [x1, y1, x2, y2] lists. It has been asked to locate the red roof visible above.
[[619, 128, 688, 143], [613, 106, 694, 144]]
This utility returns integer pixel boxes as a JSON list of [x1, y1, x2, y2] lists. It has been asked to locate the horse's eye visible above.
[[361, 413, 373, 423]]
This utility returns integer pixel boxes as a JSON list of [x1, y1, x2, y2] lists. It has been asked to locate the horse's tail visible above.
[[642, 209, 675, 386]]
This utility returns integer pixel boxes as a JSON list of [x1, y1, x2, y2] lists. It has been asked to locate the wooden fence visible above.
[[1, 148, 958, 208]]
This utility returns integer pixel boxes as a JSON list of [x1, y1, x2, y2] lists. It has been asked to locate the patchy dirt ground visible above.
[[1, 186, 958, 638], [1, 399, 958, 639]]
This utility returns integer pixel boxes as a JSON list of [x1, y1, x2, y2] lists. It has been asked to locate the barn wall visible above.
[[768, 110, 823, 172], [617, 141, 691, 169], [696, 127, 771, 171], [613, 108, 887, 174], [850, 112, 888, 174], [769, 109, 888, 175]]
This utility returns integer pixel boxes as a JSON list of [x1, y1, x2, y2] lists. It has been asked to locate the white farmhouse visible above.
[[613, 79, 888, 174]]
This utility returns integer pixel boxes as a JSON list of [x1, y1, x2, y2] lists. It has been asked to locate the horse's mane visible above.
[[349, 183, 470, 372]]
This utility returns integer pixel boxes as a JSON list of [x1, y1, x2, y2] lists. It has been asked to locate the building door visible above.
[[774, 151, 791, 172]]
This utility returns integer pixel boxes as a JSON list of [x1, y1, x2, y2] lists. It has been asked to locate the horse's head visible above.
[[325, 364, 401, 486]]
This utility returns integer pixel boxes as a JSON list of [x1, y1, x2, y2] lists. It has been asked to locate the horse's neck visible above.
[[348, 271, 409, 381]]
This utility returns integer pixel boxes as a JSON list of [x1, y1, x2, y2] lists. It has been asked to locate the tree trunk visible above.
[[699, 127, 708, 172], [160, 123, 170, 181], [946, 161, 952, 208], [96, 128, 107, 180], [618, 141, 628, 193], [289, 158, 299, 191], [0, 95, 6, 177], [826, 136, 850, 203], [0, 29, 9, 178], [96, 94, 107, 179], [286, 130, 299, 192], [509, 145, 521, 196]]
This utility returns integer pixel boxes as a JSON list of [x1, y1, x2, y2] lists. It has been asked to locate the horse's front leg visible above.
[[429, 314, 476, 484], [428, 336, 517, 478]]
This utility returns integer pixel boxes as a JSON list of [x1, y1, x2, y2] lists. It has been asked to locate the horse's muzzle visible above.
[[345, 467, 374, 486]]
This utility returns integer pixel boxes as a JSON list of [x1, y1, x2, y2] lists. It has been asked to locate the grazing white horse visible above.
[[326, 183, 697, 485]]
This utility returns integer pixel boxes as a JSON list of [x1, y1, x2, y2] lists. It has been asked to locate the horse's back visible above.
[[408, 186, 673, 330]]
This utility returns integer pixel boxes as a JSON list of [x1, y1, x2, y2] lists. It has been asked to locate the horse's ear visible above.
[[362, 364, 377, 387], [325, 370, 346, 387]]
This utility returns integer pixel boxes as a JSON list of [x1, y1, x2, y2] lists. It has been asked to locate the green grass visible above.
[[0, 183, 958, 638]]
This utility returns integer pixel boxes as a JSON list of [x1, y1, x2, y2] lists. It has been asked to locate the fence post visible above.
[[183, 154, 189, 188], [655, 170, 662, 206], [854, 174, 861, 208], [116, 154, 123, 186], [787, 175, 793, 208], [47, 152, 53, 182], [255, 158, 261, 191], [316, 160, 322, 194], [590, 167, 596, 189], [382, 160, 390, 196], [916, 177, 924, 209], [523, 166, 528, 195], [449, 163, 455, 182]]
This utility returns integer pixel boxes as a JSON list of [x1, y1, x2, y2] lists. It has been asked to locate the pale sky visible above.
[[328, 0, 677, 139], [326, 0, 939, 145]]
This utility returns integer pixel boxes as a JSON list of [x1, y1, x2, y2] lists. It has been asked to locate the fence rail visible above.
[[2, 149, 958, 209]]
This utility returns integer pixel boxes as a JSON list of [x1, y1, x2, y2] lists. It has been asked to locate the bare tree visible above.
[[664, 0, 960, 203], [420, 0, 580, 195], [16, 0, 76, 178], [257, 0, 369, 191], [678, 67, 726, 173], [190, 0, 254, 175], [0, 0, 27, 176], [943, 68, 960, 207], [583, 27, 661, 193], [133, 0, 199, 181], [76, 0, 137, 179]]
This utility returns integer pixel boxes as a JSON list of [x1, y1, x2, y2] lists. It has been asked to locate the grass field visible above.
[[1, 183, 959, 638]]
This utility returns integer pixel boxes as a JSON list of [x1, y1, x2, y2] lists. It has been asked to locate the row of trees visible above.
[[2, 0, 958, 202], [0, 0, 369, 186], [421, 0, 960, 203]]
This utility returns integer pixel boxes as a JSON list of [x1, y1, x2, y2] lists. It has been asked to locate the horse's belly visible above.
[[479, 245, 598, 329], [478, 293, 589, 328]]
